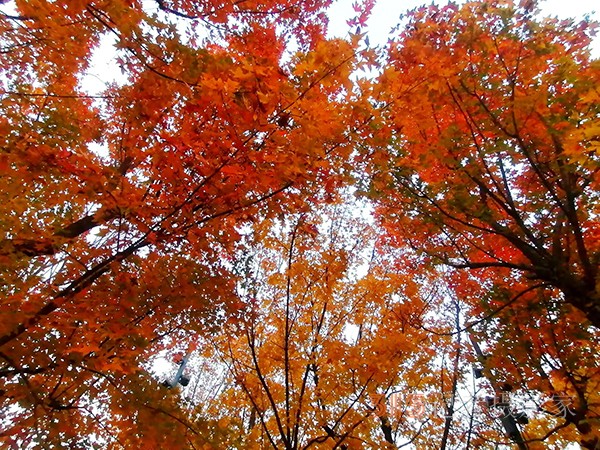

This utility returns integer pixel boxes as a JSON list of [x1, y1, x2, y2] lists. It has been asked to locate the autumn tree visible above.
[[0, 0, 368, 446], [193, 199, 459, 449], [3, 0, 599, 448], [366, 0, 600, 447]]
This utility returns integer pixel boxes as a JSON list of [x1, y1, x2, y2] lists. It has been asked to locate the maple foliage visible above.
[[366, 0, 600, 447], [1, 0, 599, 448], [196, 203, 449, 449], [0, 0, 366, 446]]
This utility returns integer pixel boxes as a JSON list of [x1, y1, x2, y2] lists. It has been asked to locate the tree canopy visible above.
[[0, 0, 598, 448]]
